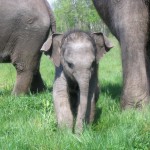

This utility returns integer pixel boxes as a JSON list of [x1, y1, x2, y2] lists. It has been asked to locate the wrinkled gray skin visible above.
[[0, 0, 56, 95], [93, 0, 150, 109], [44, 30, 113, 132]]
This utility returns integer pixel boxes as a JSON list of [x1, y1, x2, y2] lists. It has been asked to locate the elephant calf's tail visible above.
[[44, 0, 56, 33]]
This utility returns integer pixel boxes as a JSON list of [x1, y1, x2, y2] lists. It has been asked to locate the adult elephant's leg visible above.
[[12, 70, 33, 95], [13, 61, 45, 95], [12, 55, 42, 95], [30, 54, 46, 93], [120, 32, 149, 108], [30, 70, 46, 93], [11, 29, 48, 95], [119, 11, 149, 109], [104, 1, 150, 109], [146, 38, 150, 94], [93, 0, 150, 108]]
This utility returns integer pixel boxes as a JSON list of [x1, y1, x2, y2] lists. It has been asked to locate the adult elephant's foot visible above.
[[30, 71, 46, 93], [12, 71, 33, 95], [121, 90, 150, 109]]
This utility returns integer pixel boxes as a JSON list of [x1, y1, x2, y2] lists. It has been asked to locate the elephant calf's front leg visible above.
[[88, 85, 99, 123], [53, 72, 73, 129]]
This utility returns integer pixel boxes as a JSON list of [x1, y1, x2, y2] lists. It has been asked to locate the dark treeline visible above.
[[52, 0, 110, 35]]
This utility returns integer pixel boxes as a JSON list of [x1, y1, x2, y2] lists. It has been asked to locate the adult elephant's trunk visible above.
[[74, 71, 91, 131]]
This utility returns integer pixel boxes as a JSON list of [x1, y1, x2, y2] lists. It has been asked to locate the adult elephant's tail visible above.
[[49, 5, 56, 33], [45, 0, 56, 34]]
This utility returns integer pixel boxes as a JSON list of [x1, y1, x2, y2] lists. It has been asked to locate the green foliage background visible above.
[[52, 0, 109, 34]]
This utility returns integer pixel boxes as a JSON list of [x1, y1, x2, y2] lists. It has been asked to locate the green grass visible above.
[[0, 37, 150, 150]]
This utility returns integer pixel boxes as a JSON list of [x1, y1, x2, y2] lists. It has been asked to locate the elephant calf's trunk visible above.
[[75, 77, 90, 132]]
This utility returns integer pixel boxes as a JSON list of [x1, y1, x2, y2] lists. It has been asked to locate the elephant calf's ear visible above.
[[41, 35, 52, 52], [41, 34, 63, 67], [51, 34, 63, 67], [92, 32, 113, 62]]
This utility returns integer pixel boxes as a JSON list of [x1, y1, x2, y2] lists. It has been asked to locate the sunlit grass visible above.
[[0, 37, 150, 150]]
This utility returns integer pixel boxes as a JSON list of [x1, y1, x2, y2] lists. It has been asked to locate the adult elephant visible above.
[[92, 0, 150, 109], [0, 0, 56, 95]]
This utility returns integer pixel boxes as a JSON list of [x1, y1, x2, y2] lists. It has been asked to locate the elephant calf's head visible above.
[[41, 30, 113, 80]]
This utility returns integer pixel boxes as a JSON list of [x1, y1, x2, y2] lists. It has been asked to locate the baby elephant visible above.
[[42, 30, 113, 132]]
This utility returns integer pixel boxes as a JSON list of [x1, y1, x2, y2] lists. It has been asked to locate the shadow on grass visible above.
[[93, 83, 122, 124], [101, 83, 122, 101], [46, 86, 53, 93], [93, 107, 102, 124], [0, 89, 12, 96], [30, 86, 53, 95]]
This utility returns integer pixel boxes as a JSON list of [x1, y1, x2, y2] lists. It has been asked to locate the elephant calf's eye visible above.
[[67, 62, 74, 69]]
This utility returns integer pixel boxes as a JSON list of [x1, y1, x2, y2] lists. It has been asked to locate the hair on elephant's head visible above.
[[41, 30, 113, 68]]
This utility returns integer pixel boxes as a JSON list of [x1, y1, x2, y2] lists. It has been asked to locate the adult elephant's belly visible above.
[[0, 33, 13, 63], [0, 0, 39, 63], [0, 24, 16, 63], [0, 50, 11, 63], [0, 53, 11, 63]]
